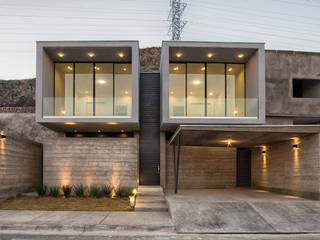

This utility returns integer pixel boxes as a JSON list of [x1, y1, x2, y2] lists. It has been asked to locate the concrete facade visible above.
[[251, 133, 320, 199], [0, 136, 42, 199], [43, 134, 139, 187], [165, 144, 236, 190]]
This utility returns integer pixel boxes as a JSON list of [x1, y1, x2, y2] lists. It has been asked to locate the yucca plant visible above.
[[88, 185, 100, 198], [74, 184, 85, 197], [36, 185, 47, 197], [115, 186, 133, 198], [100, 184, 113, 198], [62, 185, 72, 198], [49, 186, 60, 197]]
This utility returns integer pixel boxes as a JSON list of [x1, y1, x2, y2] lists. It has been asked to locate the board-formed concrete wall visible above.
[[251, 133, 320, 200], [165, 145, 236, 190], [0, 136, 42, 199], [43, 135, 139, 188]]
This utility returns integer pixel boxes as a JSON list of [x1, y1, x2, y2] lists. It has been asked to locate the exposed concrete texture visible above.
[[266, 50, 320, 117], [251, 133, 320, 199], [0, 136, 42, 199], [0, 113, 58, 144], [166, 144, 236, 190], [43, 135, 139, 187], [166, 189, 320, 233]]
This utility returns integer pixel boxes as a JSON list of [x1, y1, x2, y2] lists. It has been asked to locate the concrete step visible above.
[[136, 195, 166, 203], [138, 186, 163, 193], [135, 202, 169, 212]]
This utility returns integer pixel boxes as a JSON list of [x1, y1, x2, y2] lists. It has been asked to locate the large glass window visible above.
[[54, 63, 73, 116], [95, 63, 113, 116], [169, 64, 186, 116], [75, 63, 93, 116], [187, 64, 205, 116], [114, 64, 132, 116]]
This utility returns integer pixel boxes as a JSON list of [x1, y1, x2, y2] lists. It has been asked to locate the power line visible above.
[[168, 0, 187, 40]]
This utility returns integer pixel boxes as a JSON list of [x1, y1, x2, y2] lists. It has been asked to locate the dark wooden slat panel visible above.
[[237, 148, 251, 187]]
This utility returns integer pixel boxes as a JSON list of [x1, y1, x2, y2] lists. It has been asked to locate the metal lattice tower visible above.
[[168, 0, 187, 41]]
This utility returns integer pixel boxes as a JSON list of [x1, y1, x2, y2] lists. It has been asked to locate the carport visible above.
[[168, 125, 320, 194]]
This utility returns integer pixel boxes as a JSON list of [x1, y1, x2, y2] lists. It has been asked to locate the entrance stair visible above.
[[135, 186, 169, 212]]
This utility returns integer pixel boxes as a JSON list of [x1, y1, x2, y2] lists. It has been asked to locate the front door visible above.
[[237, 148, 251, 187]]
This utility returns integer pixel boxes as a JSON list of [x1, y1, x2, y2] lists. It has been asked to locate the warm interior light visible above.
[[173, 66, 179, 71], [201, 67, 206, 71], [133, 189, 137, 195], [94, 66, 100, 71], [0, 131, 6, 140], [124, 91, 128, 95], [57, 52, 64, 58], [98, 129, 101, 133], [88, 52, 95, 58], [227, 139, 232, 146], [121, 129, 124, 133], [73, 129, 77, 133], [122, 67, 127, 72], [64, 122, 76, 125], [106, 122, 118, 125], [293, 144, 299, 150], [170, 91, 174, 95], [129, 195, 136, 208], [67, 66, 73, 71], [176, 52, 182, 58], [118, 52, 124, 58], [97, 79, 106, 84], [209, 92, 213, 96], [190, 91, 193, 95], [61, 110, 66, 115], [228, 67, 233, 72], [234, 110, 239, 116], [192, 80, 201, 85], [261, 150, 266, 155], [237, 53, 245, 59], [207, 53, 214, 58]]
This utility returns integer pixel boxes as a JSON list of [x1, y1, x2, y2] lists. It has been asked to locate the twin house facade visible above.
[[35, 41, 320, 199]]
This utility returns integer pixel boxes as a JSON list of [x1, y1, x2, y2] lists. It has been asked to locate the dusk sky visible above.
[[1, 0, 320, 79]]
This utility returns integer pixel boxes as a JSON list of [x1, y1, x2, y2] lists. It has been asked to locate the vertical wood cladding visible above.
[[139, 73, 160, 185]]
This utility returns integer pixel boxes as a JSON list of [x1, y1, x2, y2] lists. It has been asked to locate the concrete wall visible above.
[[165, 144, 236, 189], [43, 134, 139, 187], [266, 50, 320, 117], [251, 133, 320, 200], [0, 136, 42, 199]]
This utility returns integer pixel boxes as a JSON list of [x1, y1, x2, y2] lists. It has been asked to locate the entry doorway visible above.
[[236, 148, 251, 187]]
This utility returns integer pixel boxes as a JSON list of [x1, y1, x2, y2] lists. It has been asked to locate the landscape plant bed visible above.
[[0, 196, 133, 211]]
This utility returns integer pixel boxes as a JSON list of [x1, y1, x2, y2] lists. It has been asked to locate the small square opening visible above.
[[293, 79, 320, 98]]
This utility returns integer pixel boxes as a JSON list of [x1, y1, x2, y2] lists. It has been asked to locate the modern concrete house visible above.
[[1, 40, 319, 201]]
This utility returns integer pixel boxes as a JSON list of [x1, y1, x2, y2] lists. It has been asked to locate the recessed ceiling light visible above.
[[209, 92, 213, 96], [106, 122, 118, 125], [228, 67, 233, 72], [88, 52, 95, 58], [57, 52, 64, 58], [207, 53, 214, 58], [94, 66, 100, 71], [118, 52, 124, 58], [64, 122, 76, 125], [123, 67, 127, 71], [98, 129, 101, 133], [237, 53, 244, 59], [173, 66, 179, 71], [121, 129, 124, 133], [67, 66, 73, 71], [97, 79, 106, 84], [192, 80, 201, 85], [201, 67, 206, 71], [176, 52, 182, 58]]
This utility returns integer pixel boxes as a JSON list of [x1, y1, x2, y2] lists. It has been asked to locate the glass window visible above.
[[169, 64, 186, 117], [207, 64, 225, 117], [226, 64, 245, 117], [114, 64, 132, 116], [95, 63, 113, 116], [75, 63, 93, 116], [54, 63, 73, 116], [187, 63, 205, 116]]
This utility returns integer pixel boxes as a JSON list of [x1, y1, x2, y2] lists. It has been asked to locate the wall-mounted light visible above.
[[94, 66, 100, 71], [129, 195, 136, 208], [67, 66, 73, 71], [293, 144, 299, 150], [133, 188, 137, 195], [118, 52, 124, 58], [106, 122, 118, 125], [207, 53, 214, 58], [228, 67, 233, 72], [234, 110, 239, 116], [0, 132, 6, 140], [97, 129, 101, 133], [122, 67, 127, 72], [173, 66, 179, 71], [57, 52, 64, 58], [176, 52, 183, 58], [261, 150, 266, 155], [237, 53, 245, 59], [64, 122, 76, 125], [88, 52, 95, 58], [227, 139, 232, 147], [201, 67, 206, 71]]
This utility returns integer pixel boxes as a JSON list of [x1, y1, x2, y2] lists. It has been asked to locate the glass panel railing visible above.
[[43, 97, 132, 117], [169, 98, 258, 118]]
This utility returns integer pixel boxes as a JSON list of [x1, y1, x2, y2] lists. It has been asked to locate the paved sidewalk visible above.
[[0, 210, 174, 232]]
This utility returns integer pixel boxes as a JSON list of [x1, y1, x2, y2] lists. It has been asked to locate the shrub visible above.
[[115, 186, 133, 198], [88, 185, 100, 198], [62, 185, 72, 198], [36, 185, 47, 197], [74, 184, 85, 197], [49, 186, 60, 197], [100, 184, 113, 198]]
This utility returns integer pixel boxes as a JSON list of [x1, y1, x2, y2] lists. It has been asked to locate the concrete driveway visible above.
[[166, 188, 320, 233]]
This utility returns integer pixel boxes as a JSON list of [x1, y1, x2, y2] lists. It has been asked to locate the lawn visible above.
[[0, 197, 132, 211]]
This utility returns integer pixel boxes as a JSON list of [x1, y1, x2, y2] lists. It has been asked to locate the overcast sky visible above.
[[1, 0, 320, 80]]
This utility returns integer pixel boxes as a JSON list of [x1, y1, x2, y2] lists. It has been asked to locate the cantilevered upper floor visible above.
[[36, 41, 139, 132], [160, 41, 265, 130]]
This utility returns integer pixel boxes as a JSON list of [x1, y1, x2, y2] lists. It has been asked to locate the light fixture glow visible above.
[[123, 67, 127, 71], [133, 189, 137, 195], [0, 131, 6, 141], [237, 53, 245, 59], [98, 129, 101, 133], [64, 122, 76, 125], [61, 110, 66, 115], [97, 79, 106, 84], [118, 52, 124, 58], [227, 139, 232, 147], [57, 52, 64, 58], [293, 144, 299, 150], [207, 53, 214, 58], [234, 110, 239, 116], [94, 66, 100, 71], [201, 67, 206, 71], [190, 91, 193, 95], [209, 92, 213, 96], [192, 80, 201, 85], [106, 122, 118, 125], [73, 130, 77, 133], [124, 91, 128, 95], [88, 52, 95, 58], [228, 67, 233, 72], [121, 129, 124, 133], [173, 66, 179, 71], [67, 66, 73, 71], [170, 91, 174, 95], [176, 52, 183, 58], [130, 195, 136, 208]]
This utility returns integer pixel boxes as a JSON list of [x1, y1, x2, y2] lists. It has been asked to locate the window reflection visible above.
[[207, 64, 225, 116], [115, 64, 132, 116], [169, 64, 186, 116]]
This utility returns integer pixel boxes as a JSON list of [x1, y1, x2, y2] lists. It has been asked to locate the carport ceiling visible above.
[[169, 125, 320, 147]]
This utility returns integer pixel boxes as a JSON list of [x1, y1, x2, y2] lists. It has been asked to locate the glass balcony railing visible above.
[[169, 98, 258, 118], [43, 97, 132, 117]]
